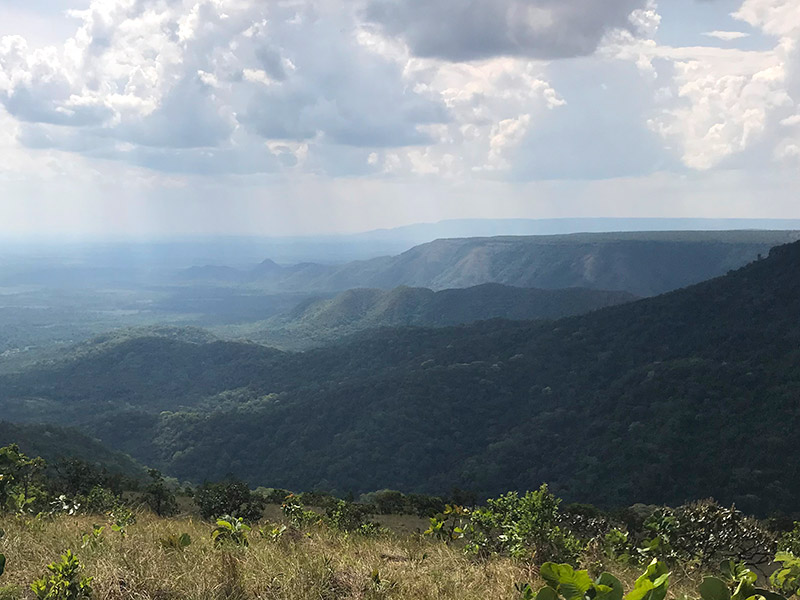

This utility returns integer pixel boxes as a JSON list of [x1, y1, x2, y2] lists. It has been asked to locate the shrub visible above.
[[211, 516, 250, 547], [637, 500, 775, 567], [779, 523, 800, 556], [110, 507, 136, 537], [194, 479, 265, 522], [30, 550, 92, 600], [325, 500, 375, 532], [255, 487, 292, 504], [77, 486, 119, 514], [281, 495, 321, 528], [465, 484, 582, 562], [0, 444, 48, 514]]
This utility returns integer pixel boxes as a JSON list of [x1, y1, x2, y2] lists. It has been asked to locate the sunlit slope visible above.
[[255, 283, 636, 348]]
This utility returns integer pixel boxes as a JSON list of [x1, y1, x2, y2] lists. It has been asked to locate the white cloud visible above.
[[733, 0, 800, 38], [703, 31, 751, 41], [0, 0, 449, 175]]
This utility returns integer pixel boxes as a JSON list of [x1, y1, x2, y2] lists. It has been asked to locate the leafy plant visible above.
[[48, 496, 81, 517], [281, 495, 320, 528], [625, 559, 670, 600], [604, 529, 632, 563], [516, 583, 536, 600], [211, 515, 250, 547], [110, 507, 136, 537], [424, 504, 469, 543], [160, 532, 192, 551], [771, 552, 800, 597], [79, 525, 104, 551], [260, 524, 287, 542], [779, 524, 800, 557], [30, 550, 92, 600], [0, 554, 5, 577], [77, 486, 120, 514]]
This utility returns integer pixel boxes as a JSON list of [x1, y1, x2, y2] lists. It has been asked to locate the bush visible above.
[[465, 484, 582, 562], [254, 487, 292, 504], [76, 486, 119, 514], [325, 500, 375, 532], [637, 500, 775, 567], [194, 479, 265, 522], [779, 522, 800, 556], [30, 550, 92, 600]]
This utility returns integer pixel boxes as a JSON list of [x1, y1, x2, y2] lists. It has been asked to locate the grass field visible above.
[[0, 510, 710, 600]]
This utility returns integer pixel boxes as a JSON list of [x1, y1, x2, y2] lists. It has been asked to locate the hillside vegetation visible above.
[[181, 230, 800, 296], [3, 241, 800, 512], [254, 283, 635, 349], [2, 444, 800, 600]]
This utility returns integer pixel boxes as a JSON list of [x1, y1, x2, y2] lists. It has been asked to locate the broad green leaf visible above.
[[699, 577, 731, 600], [625, 579, 656, 600], [0, 553, 5, 577], [540, 563, 563, 589], [753, 589, 786, 600], [537, 586, 561, 600], [596, 572, 624, 600]]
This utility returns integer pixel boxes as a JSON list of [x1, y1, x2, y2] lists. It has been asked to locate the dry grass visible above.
[[0, 511, 536, 600]]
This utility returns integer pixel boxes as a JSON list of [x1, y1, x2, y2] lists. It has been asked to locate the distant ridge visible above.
[[350, 217, 800, 243], [180, 229, 800, 297]]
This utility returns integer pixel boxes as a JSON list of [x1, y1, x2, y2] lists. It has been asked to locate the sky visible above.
[[0, 0, 798, 237]]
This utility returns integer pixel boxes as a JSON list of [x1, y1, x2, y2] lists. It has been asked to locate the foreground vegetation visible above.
[[3, 445, 800, 600]]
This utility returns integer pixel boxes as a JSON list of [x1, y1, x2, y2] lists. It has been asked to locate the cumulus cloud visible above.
[[599, 0, 800, 172], [0, 0, 451, 175], [363, 0, 649, 62], [733, 0, 800, 38]]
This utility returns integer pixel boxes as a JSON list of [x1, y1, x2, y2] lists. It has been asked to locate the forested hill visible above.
[[257, 283, 636, 348], [2, 241, 800, 513], [0, 421, 146, 479], [181, 230, 800, 296]]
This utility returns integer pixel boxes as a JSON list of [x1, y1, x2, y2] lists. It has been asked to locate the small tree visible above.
[[194, 479, 265, 522], [140, 470, 178, 517], [0, 444, 47, 513]]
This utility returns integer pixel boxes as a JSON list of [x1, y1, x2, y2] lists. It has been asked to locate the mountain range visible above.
[[3, 239, 800, 514], [181, 230, 800, 297]]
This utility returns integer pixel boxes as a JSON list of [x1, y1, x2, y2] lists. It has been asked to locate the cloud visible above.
[[733, 0, 800, 38], [0, 0, 450, 175], [363, 0, 649, 61], [703, 31, 751, 41]]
